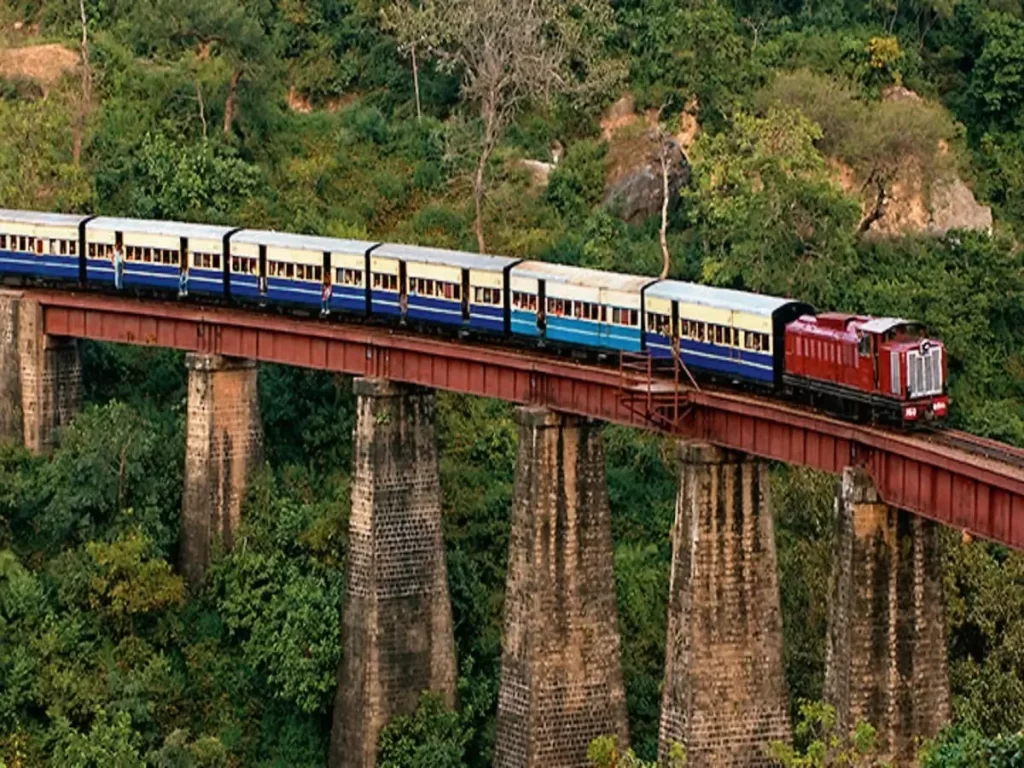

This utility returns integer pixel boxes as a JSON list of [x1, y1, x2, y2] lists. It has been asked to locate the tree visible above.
[[376, 692, 470, 768], [425, 0, 622, 253], [50, 709, 145, 768], [756, 71, 957, 232], [767, 701, 887, 767], [380, 1, 444, 121], [130, 0, 273, 140], [72, 0, 92, 166], [920, 727, 1024, 767], [587, 735, 686, 767], [685, 107, 860, 306]]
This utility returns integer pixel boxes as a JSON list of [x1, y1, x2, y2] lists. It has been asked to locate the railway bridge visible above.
[[2, 288, 1022, 767]]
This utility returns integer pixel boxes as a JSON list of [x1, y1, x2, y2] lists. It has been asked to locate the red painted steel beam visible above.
[[34, 289, 1024, 550]]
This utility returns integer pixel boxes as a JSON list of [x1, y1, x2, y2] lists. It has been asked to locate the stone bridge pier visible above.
[[0, 291, 81, 453], [329, 378, 457, 768], [825, 467, 950, 765], [494, 407, 630, 768], [659, 443, 791, 767], [180, 353, 263, 587]]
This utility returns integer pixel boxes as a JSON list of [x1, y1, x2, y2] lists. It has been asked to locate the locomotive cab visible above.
[[867, 318, 948, 424]]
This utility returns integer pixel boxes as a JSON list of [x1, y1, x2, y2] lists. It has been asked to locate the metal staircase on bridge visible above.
[[617, 346, 697, 432]]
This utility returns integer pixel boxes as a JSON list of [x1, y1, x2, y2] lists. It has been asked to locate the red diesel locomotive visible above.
[[782, 313, 948, 426]]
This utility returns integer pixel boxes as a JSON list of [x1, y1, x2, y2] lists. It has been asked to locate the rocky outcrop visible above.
[[929, 175, 993, 235], [0, 44, 78, 95], [845, 87, 993, 238], [603, 127, 690, 226], [599, 94, 694, 226]]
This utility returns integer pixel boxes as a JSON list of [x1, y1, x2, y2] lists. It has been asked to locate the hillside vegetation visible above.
[[0, 0, 1023, 765]]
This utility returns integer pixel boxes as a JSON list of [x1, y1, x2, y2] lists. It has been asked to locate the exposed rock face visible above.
[[0, 44, 79, 94], [929, 175, 993, 235], [518, 158, 555, 189], [844, 87, 993, 238], [603, 129, 690, 226], [599, 93, 693, 225]]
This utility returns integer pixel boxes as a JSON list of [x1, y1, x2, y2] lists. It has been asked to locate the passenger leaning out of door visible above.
[[321, 275, 332, 317], [113, 243, 124, 290]]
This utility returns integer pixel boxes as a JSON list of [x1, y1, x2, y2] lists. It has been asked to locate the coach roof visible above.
[[89, 216, 235, 241], [512, 261, 655, 292], [0, 209, 88, 227], [647, 280, 803, 316], [374, 242, 519, 272], [233, 229, 376, 255]]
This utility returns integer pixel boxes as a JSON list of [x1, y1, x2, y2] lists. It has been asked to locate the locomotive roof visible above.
[[858, 317, 914, 334], [512, 261, 654, 291], [89, 216, 235, 240], [647, 280, 804, 316], [0, 209, 87, 227], [374, 242, 520, 272], [234, 229, 376, 255]]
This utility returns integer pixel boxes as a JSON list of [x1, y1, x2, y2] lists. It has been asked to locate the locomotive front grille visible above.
[[907, 347, 943, 397]]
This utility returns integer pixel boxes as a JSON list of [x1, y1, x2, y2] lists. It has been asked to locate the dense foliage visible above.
[[0, 0, 1023, 763]]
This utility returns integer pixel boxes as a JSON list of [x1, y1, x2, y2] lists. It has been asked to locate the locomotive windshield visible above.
[[884, 323, 926, 342]]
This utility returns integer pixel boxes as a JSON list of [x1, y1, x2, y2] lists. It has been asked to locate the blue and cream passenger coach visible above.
[[0, 210, 86, 282], [84, 217, 235, 294], [369, 243, 519, 332], [645, 280, 811, 385], [230, 230, 374, 311], [509, 261, 654, 352]]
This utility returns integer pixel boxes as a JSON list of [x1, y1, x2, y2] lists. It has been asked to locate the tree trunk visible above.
[[196, 79, 207, 139], [73, 0, 91, 166], [858, 177, 889, 234], [411, 43, 421, 121], [473, 147, 488, 254], [473, 107, 497, 255], [659, 142, 671, 279], [223, 69, 242, 139]]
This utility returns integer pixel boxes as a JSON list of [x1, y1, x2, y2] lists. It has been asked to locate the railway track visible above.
[[925, 428, 1024, 470]]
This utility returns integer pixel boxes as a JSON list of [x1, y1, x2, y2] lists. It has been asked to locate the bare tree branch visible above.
[[73, 0, 92, 166], [407, 0, 623, 252]]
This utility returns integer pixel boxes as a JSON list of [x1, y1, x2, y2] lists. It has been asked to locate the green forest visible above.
[[1, 0, 1024, 764]]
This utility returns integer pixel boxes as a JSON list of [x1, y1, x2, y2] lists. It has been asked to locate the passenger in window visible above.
[[179, 261, 189, 298]]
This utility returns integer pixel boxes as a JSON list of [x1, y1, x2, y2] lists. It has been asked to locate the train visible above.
[[0, 208, 949, 426]]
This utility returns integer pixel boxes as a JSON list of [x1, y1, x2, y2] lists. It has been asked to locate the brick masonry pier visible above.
[[180, 353, 263, 586], [824, 467, 950, 765], [329, 378, 456, 768], [0, 290, 81, 453], [494, 407, 629, 768], [659, 443, 791, 766]]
